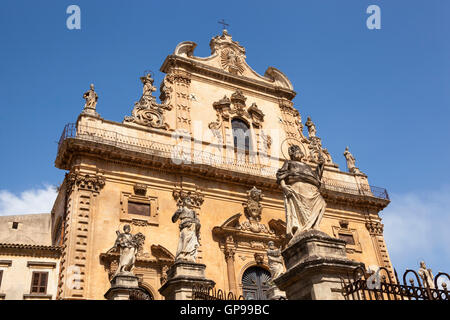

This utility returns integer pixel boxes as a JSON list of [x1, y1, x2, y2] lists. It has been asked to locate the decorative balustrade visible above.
[[57, 123, 389, 201]]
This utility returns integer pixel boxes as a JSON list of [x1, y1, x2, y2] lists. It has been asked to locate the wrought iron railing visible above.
[[341, 266, 449, 300], [57, 123, 389, 200], [192, 284, 244, 300]]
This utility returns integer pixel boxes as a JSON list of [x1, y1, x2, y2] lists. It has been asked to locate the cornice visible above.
[[160, 55, 296, 100], [0, 243, 62, 258]]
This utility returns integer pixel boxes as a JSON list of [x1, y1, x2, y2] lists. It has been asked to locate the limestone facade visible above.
[[50, 30, 393, 299]]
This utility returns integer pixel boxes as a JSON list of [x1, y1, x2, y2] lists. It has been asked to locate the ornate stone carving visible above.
[[124, 73, 171, 129], [172, 188, 204, 209], [221, 47, 244, 75], [224, 248, 235, 261], [366, 221, 384, 235], [239, 187, 273, 234], [418, 261, 435, 289], [108, 224, 145, 277], [254, 252, 265, 265], [66, 172, 105, 192], [133, 183, 147, 196], [308, 136, 332, 164], [171, 193, 201, 263], [208, 90, 265, 138], [82, 84, 98, 115], [344, 146, 363, 174], [276, 145, 326, 242], [210, 30, 246, 75], [267, 241, 284, 281], [160, 265, 169, 285]]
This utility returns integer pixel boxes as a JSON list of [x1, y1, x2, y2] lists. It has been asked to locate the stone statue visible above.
[[112, 224, 145, 277], [141, 73, 156, 98], [267, 241, 284, 281], [343, 146, 361, 174], [276, 145, 326, 241], [418, 261, 435, 289], [83, 84, 98, 112], [305, 116, 316, 138], [172, 194, 201, 263]]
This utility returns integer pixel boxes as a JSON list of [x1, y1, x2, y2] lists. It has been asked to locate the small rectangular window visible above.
[[30, 272, 48, 294], [0, 270, 3, 289], [128, 201, 150, 217], [12, 222, 19, 229], [338, 233, 355, 245]]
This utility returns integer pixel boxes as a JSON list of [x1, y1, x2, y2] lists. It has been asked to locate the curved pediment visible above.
[[171, 30, 294, 91]]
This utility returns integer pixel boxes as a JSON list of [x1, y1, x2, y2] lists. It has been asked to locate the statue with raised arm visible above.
[[82, 83, 98, 113], [305, 116, 316, 138], [172, 194, 201, 263], [276, 145, 326, 241], [267, 241, 284, 281], [418, 261, 435, 289], [112, 224, 145, 277]]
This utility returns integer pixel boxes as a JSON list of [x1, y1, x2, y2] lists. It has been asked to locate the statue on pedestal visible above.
[[267, 241, 284, 281], [82, 84, 98, 113], [172, 194, 201, 263], [418, 261, 435, 289], [112, 224, 145, 277], [276, 145, 326, 241]]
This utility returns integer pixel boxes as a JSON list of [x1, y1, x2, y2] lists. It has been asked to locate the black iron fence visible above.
[[341, 266, 449, 300], [192, 284, 245, 300]]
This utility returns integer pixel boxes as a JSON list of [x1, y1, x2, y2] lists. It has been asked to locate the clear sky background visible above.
[[0, 1, 449, 277]]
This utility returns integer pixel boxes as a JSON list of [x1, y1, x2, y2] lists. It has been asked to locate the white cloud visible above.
[[0, 185, 58, 216], [382, 186, 450, 278]]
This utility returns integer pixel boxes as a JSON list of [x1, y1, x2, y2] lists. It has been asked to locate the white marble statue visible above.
[[267, 241, 284, 281], [418, 261, 435, 289], [276, 145, 326, 241], [112, 224, 145, 277], [172, 194, 201, 262]]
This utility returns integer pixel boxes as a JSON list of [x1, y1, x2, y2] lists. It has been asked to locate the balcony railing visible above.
[[57, 123, 389, 201]]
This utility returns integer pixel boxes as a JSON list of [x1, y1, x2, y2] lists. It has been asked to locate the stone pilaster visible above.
[[224, 247, 237, 294], [366, 221, 394, 278], [274, 230, 363, 300], [57, 172, 105, 299]]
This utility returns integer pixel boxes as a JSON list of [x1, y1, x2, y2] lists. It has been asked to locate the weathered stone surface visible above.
[[158, 261, 214, 300], [274, 229, 363, 300]]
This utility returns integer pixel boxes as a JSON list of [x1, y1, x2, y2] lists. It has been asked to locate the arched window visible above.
[[241, 266, 271, 300], [231, 118, 251, 152]]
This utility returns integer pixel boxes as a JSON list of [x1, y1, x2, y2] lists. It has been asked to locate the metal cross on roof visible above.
[[218, 19, 229, 30]]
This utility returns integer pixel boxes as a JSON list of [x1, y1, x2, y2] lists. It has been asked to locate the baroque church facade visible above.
[[50, 30, 392, 300]]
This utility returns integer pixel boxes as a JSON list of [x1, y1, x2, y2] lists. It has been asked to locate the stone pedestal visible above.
[[104, 274, 147, 300], [273, 229, 364, 300], [266, 285, 286, 300], [159, 261, 215, 300]]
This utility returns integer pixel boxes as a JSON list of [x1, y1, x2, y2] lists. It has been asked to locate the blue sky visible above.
[[0, 1, 449, 276]]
